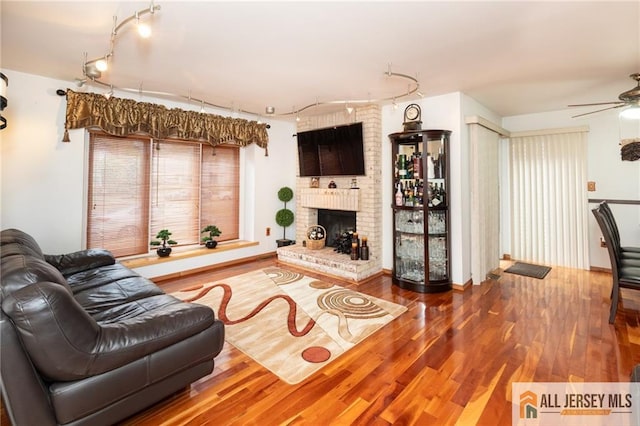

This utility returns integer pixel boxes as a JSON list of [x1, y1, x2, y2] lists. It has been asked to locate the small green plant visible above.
[[276, 186, 294, 241], [150, 229, 178, 248], [201, 225, 222, 242]]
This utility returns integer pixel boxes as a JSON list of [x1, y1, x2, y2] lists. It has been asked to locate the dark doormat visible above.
[[504, 262, 551, 279]]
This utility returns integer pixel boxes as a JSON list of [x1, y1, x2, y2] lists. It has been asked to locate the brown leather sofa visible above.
[[1, 228, 225, 425]]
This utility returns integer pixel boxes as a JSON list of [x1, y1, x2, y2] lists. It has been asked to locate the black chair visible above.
[[592, 204, 640, 323], [600, 201, 640, 259]]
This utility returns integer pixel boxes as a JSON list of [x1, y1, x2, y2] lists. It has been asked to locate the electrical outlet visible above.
[[587, 181, 596, 191], [266, 227, 270, 236]]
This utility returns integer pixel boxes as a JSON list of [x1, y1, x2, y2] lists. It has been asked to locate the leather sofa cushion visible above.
[[45, 248, 115, 276], [67, 263, 162, 296], [48, 324, 223, 425], [3, 281, 216, 381], [0, 228, 44, 259], [1, 254, 71, 298]]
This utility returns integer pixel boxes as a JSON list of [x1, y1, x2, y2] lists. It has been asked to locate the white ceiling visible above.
[[2, 1, 639, 120]]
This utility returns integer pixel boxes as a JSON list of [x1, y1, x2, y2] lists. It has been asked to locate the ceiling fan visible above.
[[569, 73, 640, 118]]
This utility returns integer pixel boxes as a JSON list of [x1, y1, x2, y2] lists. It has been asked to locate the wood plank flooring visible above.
[[118, 258, 640, 425]]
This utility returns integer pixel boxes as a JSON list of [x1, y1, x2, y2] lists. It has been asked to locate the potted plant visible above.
[[201, 225, 222, 249], [275, 186, 294, 247], [150, 229, 178, 257]]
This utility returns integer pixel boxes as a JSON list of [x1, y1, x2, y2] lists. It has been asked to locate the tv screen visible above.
[[297, 122, 365, 177]]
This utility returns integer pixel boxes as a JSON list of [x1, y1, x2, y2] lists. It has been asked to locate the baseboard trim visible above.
[[590, 265, 612, 274], [453, 278, 473, 291]]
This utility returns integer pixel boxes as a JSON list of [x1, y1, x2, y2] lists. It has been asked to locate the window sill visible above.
[[119, 240, 258, 269]]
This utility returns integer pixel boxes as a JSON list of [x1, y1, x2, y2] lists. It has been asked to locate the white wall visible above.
[[503, 108, 640, 269], [0, 70, 297, 277], [382, 92, 472, 287]]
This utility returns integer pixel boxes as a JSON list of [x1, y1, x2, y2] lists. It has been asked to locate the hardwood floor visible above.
[[120, 258, 640, 425]]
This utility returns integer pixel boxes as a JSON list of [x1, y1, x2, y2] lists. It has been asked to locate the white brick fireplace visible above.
[[276, 105, 382, 282]]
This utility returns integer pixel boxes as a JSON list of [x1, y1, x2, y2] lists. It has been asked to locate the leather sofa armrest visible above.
[[3, 282, 215, 382], [45, 249, 115, 276]]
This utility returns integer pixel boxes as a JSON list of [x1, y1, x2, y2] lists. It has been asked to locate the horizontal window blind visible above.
[[151, 141, 201, 246], [88, 134, 150, 257], [201, 145, 240, 241], [87, 133, 241, 257]]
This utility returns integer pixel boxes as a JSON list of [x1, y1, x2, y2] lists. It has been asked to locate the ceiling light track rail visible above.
[[73, 2, 423, 120]]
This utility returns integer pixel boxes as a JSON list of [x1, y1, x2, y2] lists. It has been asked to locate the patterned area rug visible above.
[[172, 267, 407, 384]]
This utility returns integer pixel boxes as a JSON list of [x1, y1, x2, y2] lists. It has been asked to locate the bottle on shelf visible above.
[[397, 154, 407, 178], [427, 155, 435, 179], [413, 152, 422, 179], [395, 182, 403, 206]]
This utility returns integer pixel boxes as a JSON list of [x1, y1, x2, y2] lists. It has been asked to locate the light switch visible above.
[[587, 181, 596, 192]]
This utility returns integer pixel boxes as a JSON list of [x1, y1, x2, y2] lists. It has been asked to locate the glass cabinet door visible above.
[[390, 129, 451, 293]]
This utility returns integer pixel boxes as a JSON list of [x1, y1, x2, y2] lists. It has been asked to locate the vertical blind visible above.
[[509, 129, 589, 269], [88, 133, 240, 257]]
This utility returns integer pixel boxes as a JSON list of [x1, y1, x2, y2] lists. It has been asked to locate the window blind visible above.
[[150, 141, 201, 246], [201, 145, 240, 241], [87, 134, 150, 257]]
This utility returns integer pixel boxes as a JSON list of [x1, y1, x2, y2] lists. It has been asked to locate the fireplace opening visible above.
[[317, 209, 356, 248]]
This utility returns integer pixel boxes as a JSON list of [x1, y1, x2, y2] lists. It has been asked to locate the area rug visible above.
[[504, 262, 552, 279], [172, 267, 407, 384]]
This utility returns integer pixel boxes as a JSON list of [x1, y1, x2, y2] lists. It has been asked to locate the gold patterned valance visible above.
[[63, 90, 269, 155]]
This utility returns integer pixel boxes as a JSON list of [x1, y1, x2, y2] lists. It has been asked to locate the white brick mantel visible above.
[[299, 188, 360, 211]]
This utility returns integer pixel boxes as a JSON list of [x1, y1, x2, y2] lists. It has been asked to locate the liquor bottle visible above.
[[395, 182, 403, 206], [427, 155, 435, 179], [439, 183, 446, 206], [351, 242, 359, 260], [431, 183, 442, 206], [406, 154, 414, 179], [413, 152, 421, 179], [405, 182, 414, 207], [397, 154, 407, 178], [360, 236, 369, 261]]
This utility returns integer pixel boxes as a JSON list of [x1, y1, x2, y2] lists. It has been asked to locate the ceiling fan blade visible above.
[[568, 101, 625, 107], [571, 104, 625, 118]]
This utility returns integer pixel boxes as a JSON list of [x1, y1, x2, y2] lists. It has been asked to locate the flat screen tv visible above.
[[297, 122, 365, 177]]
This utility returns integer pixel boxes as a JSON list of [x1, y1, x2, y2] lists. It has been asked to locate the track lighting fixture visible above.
[[73, 4, 423, 122], [136, 12, 152, 38], [95, 58, 108, 72], [81, 1, 159, 82]]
